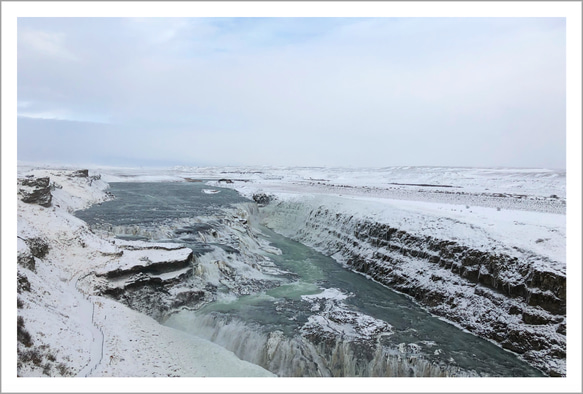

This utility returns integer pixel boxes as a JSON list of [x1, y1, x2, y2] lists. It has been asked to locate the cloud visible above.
[[17, 17, 566, 168], [18, 28, 80, 62]]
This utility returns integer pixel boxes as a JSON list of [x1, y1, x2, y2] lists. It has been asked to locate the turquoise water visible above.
[[182, 225, 543, 377], [76, 182, 544, 377], [76, 182, 249, 227]]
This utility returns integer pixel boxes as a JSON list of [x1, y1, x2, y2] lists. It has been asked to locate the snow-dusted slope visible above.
[[15, 169, 274, 378]]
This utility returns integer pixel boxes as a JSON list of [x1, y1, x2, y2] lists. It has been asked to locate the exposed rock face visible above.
[[92, 243, 205, 321], [17, 246, 36, 272], [253, 193, 274, 206], [70, 169, 89, 177], [18, 273, 31, 293], [17, 237, 50, 272], [25, 237, 50, 260], [260, 202, 566, 376], [18, 177, 52, 207]]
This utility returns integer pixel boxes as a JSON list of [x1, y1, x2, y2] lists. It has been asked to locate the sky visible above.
[[17, 16, 567, 169]]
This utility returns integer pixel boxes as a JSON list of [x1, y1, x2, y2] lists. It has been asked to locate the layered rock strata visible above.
[[259, 200, 566, 376]]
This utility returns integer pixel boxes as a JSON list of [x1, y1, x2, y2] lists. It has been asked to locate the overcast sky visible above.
[[17, 17, 566, 169]]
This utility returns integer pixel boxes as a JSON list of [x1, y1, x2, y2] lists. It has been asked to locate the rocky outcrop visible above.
[[253, 193, 275, 206], [260, 202, 566, 376], [17, 245, 36, 272], [18, 272, 31, 293], [92, 243, 206, 321], [17, 236, 50, 272], [24, 237, 50, 260], [346, 222, 566, 316], [70, 169, 89, 177], [18, 176, 52, 207], [96, 249, 194, 279]]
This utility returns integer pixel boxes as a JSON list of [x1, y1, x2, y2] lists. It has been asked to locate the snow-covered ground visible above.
[[6, 163, 580, 392], [11, 168, 274, 391]]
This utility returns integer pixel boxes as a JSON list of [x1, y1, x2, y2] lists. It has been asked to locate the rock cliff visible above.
[[259, 199, 566, 376]]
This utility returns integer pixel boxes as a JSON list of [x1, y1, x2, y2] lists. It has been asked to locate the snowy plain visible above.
[[7, 163, 580, 393]]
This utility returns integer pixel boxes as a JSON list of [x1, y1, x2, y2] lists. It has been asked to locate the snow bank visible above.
[[89, 297, 273, 377]]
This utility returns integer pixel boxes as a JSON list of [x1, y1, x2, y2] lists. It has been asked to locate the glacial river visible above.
[[76, 182, 544, 377]]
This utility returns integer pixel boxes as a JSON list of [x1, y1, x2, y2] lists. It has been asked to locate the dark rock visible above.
[[96, 247, 201, 320], [70, 169, 89, 177], [25, 237, 49, 259], [17, 317, 33, 347], [422, 290, 447, 307], [17, 249, 36, 272], [527, 290, 565, 315], [508, 305, 522, 315], [527, 270, 566, 300], [218, 178, 234, 184], [461, 267, 479, 282], [114, 285, 170, 321], [50, 182, 63, 191], [17, 273, 31, 293], [549, 347, 566, 360], [253, 193, 274, 206], [502, 329, 546, 353], [101, 272, 197, 321], [20, 177, 50, 188], [170, 290, 206, 309], [522, 311, 554, 325], [18, 177, 52, 207], [103, 251, 193, 279]]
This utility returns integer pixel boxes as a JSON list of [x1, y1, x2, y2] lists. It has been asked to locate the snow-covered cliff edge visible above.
[[15, 169, 274, 378]]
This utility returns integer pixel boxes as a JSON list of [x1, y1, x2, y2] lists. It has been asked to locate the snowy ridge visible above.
[[188, 165, 566, 214]]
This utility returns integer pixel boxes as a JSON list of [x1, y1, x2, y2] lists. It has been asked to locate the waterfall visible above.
[[165, 311, 478, 377]]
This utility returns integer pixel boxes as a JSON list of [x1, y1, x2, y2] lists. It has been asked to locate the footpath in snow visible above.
[[13, 168, 274, 388]]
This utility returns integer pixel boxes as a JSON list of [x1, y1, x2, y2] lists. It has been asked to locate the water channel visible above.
[[76, 182, 544, 377]]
